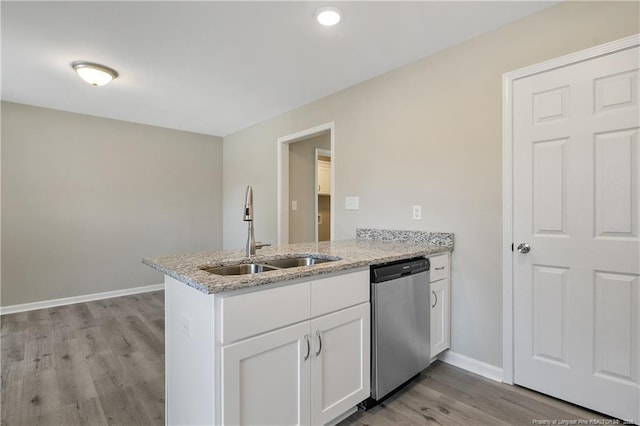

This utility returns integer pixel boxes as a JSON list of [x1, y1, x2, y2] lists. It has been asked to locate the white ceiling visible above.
[[2, 1, 557, 137]]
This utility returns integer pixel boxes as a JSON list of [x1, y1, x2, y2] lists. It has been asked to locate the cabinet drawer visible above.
[[311, 270, 369, 318], [429, 254, 449, 282], [221, 282, 311, 343]]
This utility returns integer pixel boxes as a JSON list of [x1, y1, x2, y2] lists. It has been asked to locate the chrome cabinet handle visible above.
[[517, 243, 531, 254], [303, 334, 310, 361], [432, 291, 438, 308], [315, 330, 322, 356], [435, 266, 445, 271]]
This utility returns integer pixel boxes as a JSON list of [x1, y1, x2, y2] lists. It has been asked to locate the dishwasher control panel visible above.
[[370, 257, 429, 283]]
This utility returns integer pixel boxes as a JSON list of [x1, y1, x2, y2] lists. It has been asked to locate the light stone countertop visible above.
[[142, 239, 451, 295]]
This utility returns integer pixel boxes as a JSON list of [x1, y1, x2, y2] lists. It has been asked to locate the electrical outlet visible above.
[[345, 196, 359, 210], [291, 200, 298, 211], [181, 314, 193, 337], [412, 205, 422, 220]]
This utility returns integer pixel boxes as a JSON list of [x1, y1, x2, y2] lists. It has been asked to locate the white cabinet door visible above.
[[430, 278, 449, 357], [222, 322, 311, 426], [429, 254, 450, 358], [310, 303, 370, 426], [317, 160, 331, 195]]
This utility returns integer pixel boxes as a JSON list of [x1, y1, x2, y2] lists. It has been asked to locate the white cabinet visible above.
[[221, 304, 370, 426], [311, 304, 369, 425], [222, 322, 311, 426], [220, 270, 370, 426], [430, 278, 448, 357], [317, 160, 331, 195], [430, 254, 451, 358]]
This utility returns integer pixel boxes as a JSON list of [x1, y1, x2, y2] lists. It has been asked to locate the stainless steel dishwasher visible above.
[[364, 257, 430, 408]]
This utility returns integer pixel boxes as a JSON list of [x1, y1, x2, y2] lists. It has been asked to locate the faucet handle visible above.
[[255, 242, 271, 250]]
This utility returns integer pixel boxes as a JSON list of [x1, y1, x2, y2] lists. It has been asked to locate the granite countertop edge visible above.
[[142, 239, 452, 295]]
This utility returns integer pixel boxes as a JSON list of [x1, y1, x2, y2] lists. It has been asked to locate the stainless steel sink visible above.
[[263, 256, 337, 268], [200, 256, 339, 276], [201, 264, 278, 275]]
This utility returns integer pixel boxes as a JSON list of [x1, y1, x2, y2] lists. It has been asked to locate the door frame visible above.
[[501, 34, 639, 384], [314, 148, 331, 242], [277, 122, 335, 245]]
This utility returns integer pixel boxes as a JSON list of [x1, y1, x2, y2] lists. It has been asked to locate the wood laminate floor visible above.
[[1, 291, 613, 426], [338, 364, 610, 426], [1, 291, 165, 426]]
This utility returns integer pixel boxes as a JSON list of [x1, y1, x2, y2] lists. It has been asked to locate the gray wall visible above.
[[288, 133, 330, 243], [1, 102, 223, 306], [222, 1, 640, 368]]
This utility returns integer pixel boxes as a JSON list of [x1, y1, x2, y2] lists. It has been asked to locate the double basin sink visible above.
[[200, 255, 339, 276]]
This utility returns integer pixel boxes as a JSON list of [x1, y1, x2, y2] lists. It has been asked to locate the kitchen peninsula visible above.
[[143, 231, 453, 425]]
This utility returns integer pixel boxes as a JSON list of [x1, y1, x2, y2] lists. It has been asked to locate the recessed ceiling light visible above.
[[71, 61, 118, 86], [316, 7, 341, 26]]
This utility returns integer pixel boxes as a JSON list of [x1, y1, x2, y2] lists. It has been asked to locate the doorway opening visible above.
[[315, 148, 332, 242], [277, 122, 335, 245]]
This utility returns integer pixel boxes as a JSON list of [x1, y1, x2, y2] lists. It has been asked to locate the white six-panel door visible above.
[[512, 45, 639, 421]]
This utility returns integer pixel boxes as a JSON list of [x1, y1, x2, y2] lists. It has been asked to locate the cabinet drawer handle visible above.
[[432, 291, 438, 308], [315, 330, 322, 356], [304, 334, 310, 361], [435, 266, 445, 271]]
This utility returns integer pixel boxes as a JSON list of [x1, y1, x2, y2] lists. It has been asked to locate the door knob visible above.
[[516, 243, 531, 254]]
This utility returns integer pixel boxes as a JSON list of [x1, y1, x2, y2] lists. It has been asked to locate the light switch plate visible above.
[[412, 205, 422, 220], [291, 200, 297, 211], [345, 196, 359, 210]]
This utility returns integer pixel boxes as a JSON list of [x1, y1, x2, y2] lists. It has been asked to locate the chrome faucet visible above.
[[243, 185, 270, 257]]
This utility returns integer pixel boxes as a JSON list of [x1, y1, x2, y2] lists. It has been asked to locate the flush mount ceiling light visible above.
[[71, 61, 118, 86], [316, 7, 341, 26]]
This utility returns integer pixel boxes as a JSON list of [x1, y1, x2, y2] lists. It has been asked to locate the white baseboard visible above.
[[0, 283, 165, 315], [438, 350, 504, 383]]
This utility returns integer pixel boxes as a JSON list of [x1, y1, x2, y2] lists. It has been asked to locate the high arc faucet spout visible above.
[[243, 185, 270, 257], [243, 185, 253, 221], [244, 185, 255, 257]]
